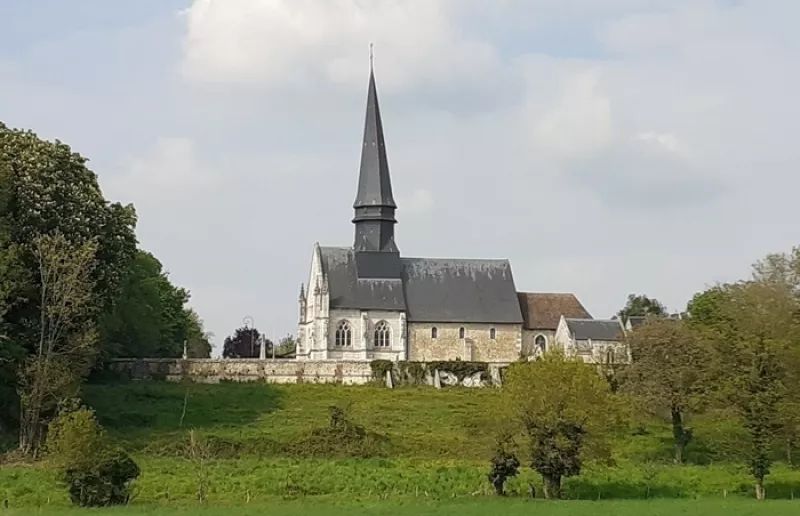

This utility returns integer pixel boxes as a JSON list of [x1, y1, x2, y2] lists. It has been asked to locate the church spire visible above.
[[352, 45, 398, 254]]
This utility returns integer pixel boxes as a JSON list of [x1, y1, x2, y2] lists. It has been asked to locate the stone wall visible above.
[[109, 359, 374, 385], [107, 358, 513, 387], [407, 322, 521, 362]]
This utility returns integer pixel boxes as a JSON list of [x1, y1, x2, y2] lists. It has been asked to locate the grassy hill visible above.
[[3, 381, 800, 508]]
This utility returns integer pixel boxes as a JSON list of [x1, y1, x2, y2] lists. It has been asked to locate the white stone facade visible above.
[[553, 317, 629, 364]]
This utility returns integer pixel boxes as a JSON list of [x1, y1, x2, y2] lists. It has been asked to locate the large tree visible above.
[[622, 318, 710, 463], [100, 251, 209, 359], [500, 352, 624, 499], [617, 293, 667, 324]]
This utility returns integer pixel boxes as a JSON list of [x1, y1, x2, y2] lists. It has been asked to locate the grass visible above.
[[3, 381, 800, 511], [3, 499, 800, 516]]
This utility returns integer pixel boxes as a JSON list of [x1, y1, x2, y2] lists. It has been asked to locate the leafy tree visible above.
[[705, 280, 795, 499], [222, 326, 270, 358], [617, 293, 667, 324], [0, 123, 137, 325], [500, 352, 623, 499], [100, 251, 202, 359], [18, 234, 100, 456], [185, 309, 213, 359], [487, 433, 520, 496], [622, 318, 710, 462]]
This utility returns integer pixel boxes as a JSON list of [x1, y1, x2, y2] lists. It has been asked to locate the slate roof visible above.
[[319, 247, 406, 311], [518, 292, 592, 330], [565, 318, 624, 341], [319, 247, 523, 324]]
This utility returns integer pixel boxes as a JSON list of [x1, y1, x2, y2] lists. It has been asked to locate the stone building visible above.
[[517, 292, 592, 358], [296, 65, 523, 363], [553, 316, 628, 364]]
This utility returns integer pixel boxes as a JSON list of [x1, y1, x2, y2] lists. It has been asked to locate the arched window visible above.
[[431, 327, 438, 339], [534, 334, 547, 352], [335, 320, 352, 347], [459, 327, 466, 339], [374, 320, 391, 348], [489, 328, 496, 340]]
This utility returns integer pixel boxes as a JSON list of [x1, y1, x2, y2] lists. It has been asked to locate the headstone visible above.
[[433, 369, 441, 389], [385, 370, 394, 389]]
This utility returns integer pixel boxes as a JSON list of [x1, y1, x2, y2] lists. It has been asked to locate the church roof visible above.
[[565, 318, 624, 341], [518, 292, 592, 330], [319, 247, 522, 324]]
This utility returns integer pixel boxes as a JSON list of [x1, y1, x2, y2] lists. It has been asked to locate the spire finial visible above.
[[369, 42, 374, 71]]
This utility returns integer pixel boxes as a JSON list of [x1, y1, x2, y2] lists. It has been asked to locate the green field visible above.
[[2, 381, 800, 512], [4, 500, 800, 516]]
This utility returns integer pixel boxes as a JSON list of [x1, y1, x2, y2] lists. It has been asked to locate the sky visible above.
[[2, 0, 799, 355]]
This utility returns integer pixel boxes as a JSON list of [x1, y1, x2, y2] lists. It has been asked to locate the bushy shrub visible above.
[[46, 407, 139, 507], [287, 403, 389, 458]]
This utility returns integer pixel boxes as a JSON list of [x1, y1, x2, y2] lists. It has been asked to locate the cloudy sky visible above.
[[2, 0, 799, 354]]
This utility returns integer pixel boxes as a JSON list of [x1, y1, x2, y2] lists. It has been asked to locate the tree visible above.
[[18, 234, 99, 456], [185, 309, 213, 359], [622, 318, 709, 462], [705, 280, 794, 499], [222, 326, 270, 358], [617, 293, 667, 324], [500, 352, 623, 499], [100, 251, 202, 359]]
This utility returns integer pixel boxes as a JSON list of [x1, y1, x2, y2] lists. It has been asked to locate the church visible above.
[[296, 64, 617, 364]]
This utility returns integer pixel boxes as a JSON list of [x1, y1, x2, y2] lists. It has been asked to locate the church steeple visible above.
[[352, 47, 398, 254]]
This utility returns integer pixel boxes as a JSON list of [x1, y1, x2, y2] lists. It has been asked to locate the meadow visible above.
[[2, 381, 800, 511]]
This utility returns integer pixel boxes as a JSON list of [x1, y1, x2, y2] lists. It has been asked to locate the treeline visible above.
[[492, 247, 800, 500], [0, 123, 211, 447]]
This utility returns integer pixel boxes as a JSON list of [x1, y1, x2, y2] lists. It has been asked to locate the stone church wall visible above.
[[407, 323, 521, 362]]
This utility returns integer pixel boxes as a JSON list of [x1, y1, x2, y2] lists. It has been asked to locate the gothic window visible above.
[[431, 327, 438, 339], [489, 328, 496, 340], [374, 320, 391, 348], [335, 320, 352, 347], [459, 327, 466, 339], [535, 334, 547, 352]]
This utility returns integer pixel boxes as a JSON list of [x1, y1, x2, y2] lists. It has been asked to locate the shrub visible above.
[[287, 403, 389, 458], [46, 407, 139, 507]]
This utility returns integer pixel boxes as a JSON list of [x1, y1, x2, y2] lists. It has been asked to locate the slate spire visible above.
[[352, 48, 398, 254]]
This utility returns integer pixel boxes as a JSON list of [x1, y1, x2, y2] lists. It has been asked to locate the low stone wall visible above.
[[107, 359, 511, 387]]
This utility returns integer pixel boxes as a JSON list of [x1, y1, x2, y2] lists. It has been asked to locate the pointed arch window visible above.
[[535, 334, 547, 352], [335, 320, 352, 347], [374, 320, 391, 348]]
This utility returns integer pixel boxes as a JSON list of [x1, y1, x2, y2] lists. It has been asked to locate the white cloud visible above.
[[180, 0, 501, 92]]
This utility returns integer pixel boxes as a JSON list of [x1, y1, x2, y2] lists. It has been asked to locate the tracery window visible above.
[[335, 320, 352, 347], [374, 320, 391, 348]]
